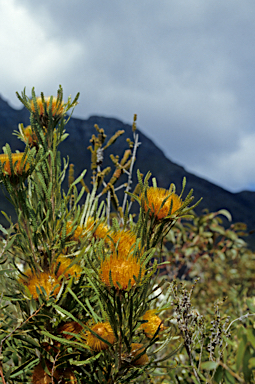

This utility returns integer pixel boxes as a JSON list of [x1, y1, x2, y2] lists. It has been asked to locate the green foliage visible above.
[[0, 86, 254, 383], [151, 210, 255, 383], [0, 86, 198, 383]]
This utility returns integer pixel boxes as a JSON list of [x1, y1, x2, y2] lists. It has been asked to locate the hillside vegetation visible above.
[[0, 87, 254, 383]]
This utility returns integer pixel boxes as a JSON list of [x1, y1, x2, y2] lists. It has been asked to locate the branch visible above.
[[121, 132, 140, 215], [218, 361, 244, 383], [226, 313, 255, 333]]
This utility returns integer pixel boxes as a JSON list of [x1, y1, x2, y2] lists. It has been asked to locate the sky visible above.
[[1, 0, 255, 193]]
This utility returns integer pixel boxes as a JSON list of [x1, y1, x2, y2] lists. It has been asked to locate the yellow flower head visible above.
[[100, 253, 145, 290], [140, 310, 164, 338], [19, 270, 61, 299], [86, 322, 115, 351], [86, 217, 109, 240], [57, 321, 83, 340], [23, 125, 40, 147], [130, 343, 149, 366], [0, 153, 29, 179], [66, 221, 84, 242], [143, 187, 182, 220], [52, 255, 82, 279], [31, 96, 65, 118], [110, 229, 140, 258]]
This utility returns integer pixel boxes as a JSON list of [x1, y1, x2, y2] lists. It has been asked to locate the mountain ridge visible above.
[[0, 96, 255, 245]]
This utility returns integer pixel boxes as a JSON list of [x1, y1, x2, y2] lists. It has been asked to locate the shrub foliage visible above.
[[0, 86, 254, 384]]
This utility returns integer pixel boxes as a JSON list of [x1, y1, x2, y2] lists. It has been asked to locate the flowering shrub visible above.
[[1, 86, 254, 383], [0, 86, 198, 383]]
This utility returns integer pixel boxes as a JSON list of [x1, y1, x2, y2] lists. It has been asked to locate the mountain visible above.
[[0, 95, 255, 245]]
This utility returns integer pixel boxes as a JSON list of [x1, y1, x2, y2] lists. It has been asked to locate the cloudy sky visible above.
[[1, 0, 255, 192]]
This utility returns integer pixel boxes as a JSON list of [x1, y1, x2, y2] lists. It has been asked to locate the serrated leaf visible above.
[[71, 353, 101, 366]]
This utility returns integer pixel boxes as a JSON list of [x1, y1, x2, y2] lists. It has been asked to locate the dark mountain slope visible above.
[[0, 96, 254, 244]]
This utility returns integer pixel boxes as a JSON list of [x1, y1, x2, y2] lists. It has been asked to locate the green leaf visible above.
[[243, 347, 253, 382], [12, 334, 40, 348], [71, 352, 101, 366], [0, 269, 13, 275], [41, 330, 88, 349], [248, 357, 255, 369], [217, 209, 232, 222], [225, 370, 237, 384], [52, 304, 84, 328], [247, 298, 255, 313], [70, 169, 87, 188], [0, 224, 8, 235], [213, 365, 224, 383], [2, 234, 17, 253], [10, 357, 40, 378], [201, 361, 218, 370], [247, 328, 255, 349], [236, 336, 246, 371]]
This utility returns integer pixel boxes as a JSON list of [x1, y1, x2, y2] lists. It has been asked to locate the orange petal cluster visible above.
[[86, 217, 109, 240], [143, 187, 182, 220], [86, 322, 115, 351], [0, 153, 29, 177], [110, 229, 139, 257], [19, 271, 61, 299], [130, 343, 149, 366], [66, 221, 85, 242], [65, 218, 109, 243], [23, 125, 40, 147], [100, 228, 144, 290], [32, 363, 77, 384], [20, 255, 81, 299], [140, 310, 164, 338], [57, 321, 83, 340], [30, 96, 65, 118], [52, 255, 82, 279], [100, 253, 144, 290]]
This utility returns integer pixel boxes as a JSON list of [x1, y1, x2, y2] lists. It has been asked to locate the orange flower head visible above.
[[32, 362, 76, 383], [19, 270, 61, 299], [100, 253, 145, 290], [86, 217, 109, 240], [110, 229, 140, 258], [130, 343, 149, 366], [0, 152, 29, 179], [86, 322, 115, 351], [52, 255, 82, 279], [140, 310, 164, 338], [31, 96, 65, 118], [110, 230, 133, 253], [143, 187, 182, 220], [66, 221, 84, 242], [23, 125, 39, 146], [58, 321, 83, 340]]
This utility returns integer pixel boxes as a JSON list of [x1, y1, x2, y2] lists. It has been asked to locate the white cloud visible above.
[[0, 0, 83, 108], [1, 0, 255, 192], [192, 132, 255, 192]]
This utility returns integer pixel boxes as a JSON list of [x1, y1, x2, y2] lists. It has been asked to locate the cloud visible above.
[[1, 0, 255, 192], [0, 0, 83, 108], [194, 132, 255, 192]]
